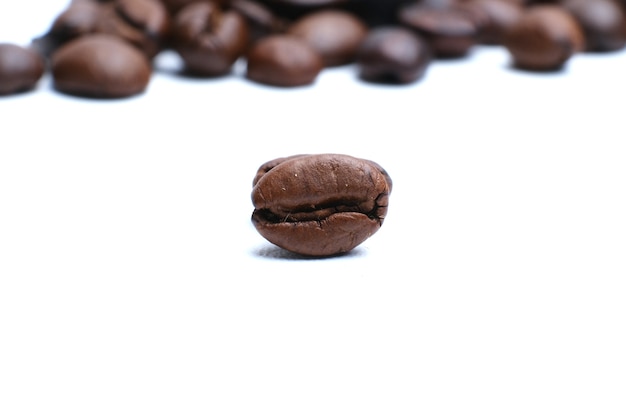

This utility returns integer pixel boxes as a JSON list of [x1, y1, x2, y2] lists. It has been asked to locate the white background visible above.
[[1, 1, 625, 416]]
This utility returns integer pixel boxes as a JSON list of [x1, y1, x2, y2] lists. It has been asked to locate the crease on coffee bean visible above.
[[254, 192, 388, 225], [115, 5, 145, 32]]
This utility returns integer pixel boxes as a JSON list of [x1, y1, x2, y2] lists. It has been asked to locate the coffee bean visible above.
[[251, 154, 392, 257], [503, 5, 584, 71], [161, 0, 228, 15], [254, 0, 353, 22], [229, 0, 288, 46], [397, 3, 478, 58], [31, 0, 104, 57], [96, 0, 171, 58], [287, 10, 368, 67], [252, 154, 307, 187], [245, 34, 323, 87], [0, 44, 45, 96], [32, 0, 170, 58], [356, 26, 432, 84], [561, 0, 626, 53], [171, 2, 249, 77], [457, 0, 524, 45], [51, 34, 152, 98]]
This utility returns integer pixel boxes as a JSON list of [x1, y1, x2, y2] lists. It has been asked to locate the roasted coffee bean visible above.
[[31, 0, 104, 57], [265, 0, 351, 4], [397, 3, 478, 58], [33, 0, 170, 58], [161, 0, 228, 14], [245, 34, 323, 87], [503, 5, 584, 71], [51, 34, 152, 98], [229, 0, 288, 46], [0, 44, 45, 96], [171, 2, 249, 76], [561, 0, 626, 52], [457, 0, 523, 45], [356, 26, 432, 84], [96, 0, 171, 58], [255, 0, 353, 22], [251, 154, 392, 257], [287, 10, 368, 67]]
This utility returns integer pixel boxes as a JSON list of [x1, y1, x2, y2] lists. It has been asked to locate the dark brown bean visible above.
[[245, 34, 323, 87], [96, 0, 171, 58], [287, 10, 368, 67], [457, 0, 524, 45], [171, 1, 249, 76], [51, 34, 152, 98], [251, 154, 392, 257], [33, 0, 170, 58], [228, 0, 288, 46], [356, 26, 432, 84], [561, 0, 626, 53], [397, 3, 478, 58], [161, 0, 228, 14], [31, 0, 104, 57], [0, 44, 45, 96], [503, 5, 584, 71]]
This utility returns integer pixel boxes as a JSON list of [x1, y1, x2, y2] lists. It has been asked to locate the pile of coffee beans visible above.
[[1, 0, 626, 97]]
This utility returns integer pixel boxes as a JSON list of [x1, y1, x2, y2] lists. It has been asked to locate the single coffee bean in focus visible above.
[[251, 154, 392, 257]]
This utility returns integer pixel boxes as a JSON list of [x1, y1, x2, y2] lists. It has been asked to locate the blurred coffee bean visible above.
[[287, 10, 368, 66], [258, 0, 354, 20], [561, 0, 626, 52], [246, 34, 323, 87], [171, 2, 249, 77], [356, 26, 432, 84], [264, 0, 351, 4], [97, 0, 171, 57], [162, 0, 228, 14], [229, 0, 288, 46], [0, 44, 45, 96], [457, 0, 523, 45], [31, 0, 104, 57], [51, 34, 152, 98], [33, 0, 170, 58], [503, 5, 584, 71], [398, 3, 478, 58]]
